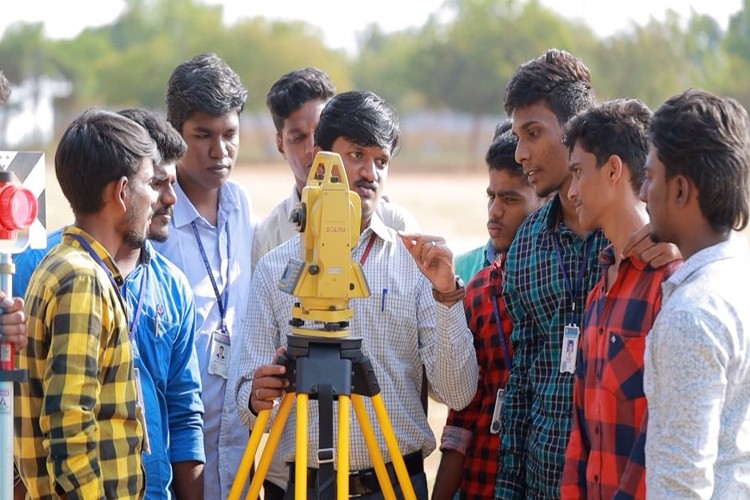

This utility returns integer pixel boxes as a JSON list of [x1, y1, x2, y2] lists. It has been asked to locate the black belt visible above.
[[289, 451, 424, 496]]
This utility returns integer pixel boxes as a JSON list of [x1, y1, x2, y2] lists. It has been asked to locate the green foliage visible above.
[[2, 0, 750, 154]]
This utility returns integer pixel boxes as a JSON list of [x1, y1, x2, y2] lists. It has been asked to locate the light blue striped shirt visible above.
[[153, 179, 257, 500]]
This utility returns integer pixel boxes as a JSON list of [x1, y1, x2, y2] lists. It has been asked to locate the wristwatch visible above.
[[432, 275, 466, 305]]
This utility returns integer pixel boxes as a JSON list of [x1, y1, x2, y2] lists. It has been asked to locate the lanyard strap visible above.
[[553, 231, 592, 321], [70, 234, 127, 312], [359, 233, 377, 266], [490, 287, 513, 370], [129, 266, 148, 340], [191, 221, 230, 327]]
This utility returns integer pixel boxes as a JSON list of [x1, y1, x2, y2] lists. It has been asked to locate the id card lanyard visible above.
[[490, 287, 513, 371], [128, 267, 148, 352], [552, 226, 592, 374], [191, 221, 231, 334], [489, 262, 512, 434], [70, 234, 128, 314], [553, 234, 592, 326], [71, 234, 149, 346]]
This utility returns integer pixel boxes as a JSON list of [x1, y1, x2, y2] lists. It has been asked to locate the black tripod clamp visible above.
[[276, 334, 382, 399], [274, 333, 383, 498]]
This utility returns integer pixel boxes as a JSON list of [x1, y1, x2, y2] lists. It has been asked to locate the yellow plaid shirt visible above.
[[15, 227, 144, 499]]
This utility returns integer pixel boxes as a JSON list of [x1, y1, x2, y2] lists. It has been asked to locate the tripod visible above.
[[228, 332, 417, 500]]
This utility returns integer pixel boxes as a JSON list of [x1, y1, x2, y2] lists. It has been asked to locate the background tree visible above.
[[2, 0, 749, 166]]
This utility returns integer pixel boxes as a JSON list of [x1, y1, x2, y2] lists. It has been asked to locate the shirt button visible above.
[[611, 334, 617, 343], [599, 327, 604, 335], [594, 474, 599, 483]]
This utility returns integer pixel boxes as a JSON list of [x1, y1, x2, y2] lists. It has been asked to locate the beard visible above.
[[148, 227, 169, 243], [124, 229, 148, 249]]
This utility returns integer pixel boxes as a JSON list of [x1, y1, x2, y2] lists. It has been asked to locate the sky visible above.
[[0, 0, 745, 52], [0, 0, 744, 145]]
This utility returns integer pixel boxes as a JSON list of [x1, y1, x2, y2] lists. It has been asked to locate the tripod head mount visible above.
[[279, 152, 371, 337]]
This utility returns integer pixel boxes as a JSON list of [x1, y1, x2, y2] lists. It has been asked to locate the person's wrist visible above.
[[432, 275, 465, 305]]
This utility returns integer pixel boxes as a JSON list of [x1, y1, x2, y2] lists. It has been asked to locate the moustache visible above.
[[153, 207, 174, 218], [487, 217, 503, 227], [354, 179, 377, 192]]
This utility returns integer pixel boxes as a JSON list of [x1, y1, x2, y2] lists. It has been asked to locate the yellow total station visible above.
[[279, 151, 370, 337], [229, 151, 417, 500]]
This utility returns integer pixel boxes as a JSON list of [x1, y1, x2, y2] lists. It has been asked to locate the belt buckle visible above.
[[318, 447, 335, 465], [349, 468, 378, 496]]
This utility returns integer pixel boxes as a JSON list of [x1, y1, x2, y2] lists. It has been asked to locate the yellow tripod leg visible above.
[[337, 395, 351, 498], [351, 394, 397, 500], [295, 393, 309, 500], [246, 393, 295, 500], [371, 393, 417, 500], [228, 409, 271, 500]]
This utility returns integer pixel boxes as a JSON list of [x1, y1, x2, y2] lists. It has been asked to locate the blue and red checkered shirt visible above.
[[561, 245, 681, 499], [441, 257, 513, 498]]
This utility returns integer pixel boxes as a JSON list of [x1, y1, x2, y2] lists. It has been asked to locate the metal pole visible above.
[[0, 253, 27, 500]]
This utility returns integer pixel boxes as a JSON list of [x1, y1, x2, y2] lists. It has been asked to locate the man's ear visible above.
[[114, 176, 129, 212], [673, 175, 692, 208], [607, 154, 623, 185], [275, 134, 284, 156]]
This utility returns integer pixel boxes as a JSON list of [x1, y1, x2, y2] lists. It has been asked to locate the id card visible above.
[[208, 330, 231, 379], [559, 324, 580, 374], [490, 387, 506, 434], [134, 368, 151, 455]]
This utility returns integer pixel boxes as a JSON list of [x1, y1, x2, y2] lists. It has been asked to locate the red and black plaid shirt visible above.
[[441, 257, 514, 498], [561, 246, 680, 499]]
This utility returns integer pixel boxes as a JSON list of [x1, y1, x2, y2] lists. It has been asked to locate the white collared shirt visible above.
[[230, 214, 478, 470]]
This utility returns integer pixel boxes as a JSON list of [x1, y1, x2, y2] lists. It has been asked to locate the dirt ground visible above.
[[43, 162, 488, 493], [45, 162, 490, 251], [41, 161, 750, 494]]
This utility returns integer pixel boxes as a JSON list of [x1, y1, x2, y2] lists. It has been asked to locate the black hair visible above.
[[165, 53, 248, 133], [55, 109, 158, 215], [266, 67, 336, 134], [118, 108, 187, 164], [651, 88, 750, 232], [563, 99, 652, 193], [486, 119, 525, 179], [314, 90, 400, 155], [504, 48, 596, 124]]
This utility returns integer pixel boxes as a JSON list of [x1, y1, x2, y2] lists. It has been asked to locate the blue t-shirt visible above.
[[14, 228, 205, 499]]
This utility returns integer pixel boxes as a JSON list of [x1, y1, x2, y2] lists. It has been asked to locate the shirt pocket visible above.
[[136, 311, 180, 389], [601, 331, 647, 400], [353, 289, 420, 376]]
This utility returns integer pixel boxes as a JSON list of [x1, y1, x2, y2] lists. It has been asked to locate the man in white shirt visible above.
[[641, 88, 750, 499], [154, 53, 257, 499], [230, 90, 477, 499]]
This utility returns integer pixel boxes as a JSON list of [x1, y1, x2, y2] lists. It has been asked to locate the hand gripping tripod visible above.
[[228, 153, 417, 500]]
